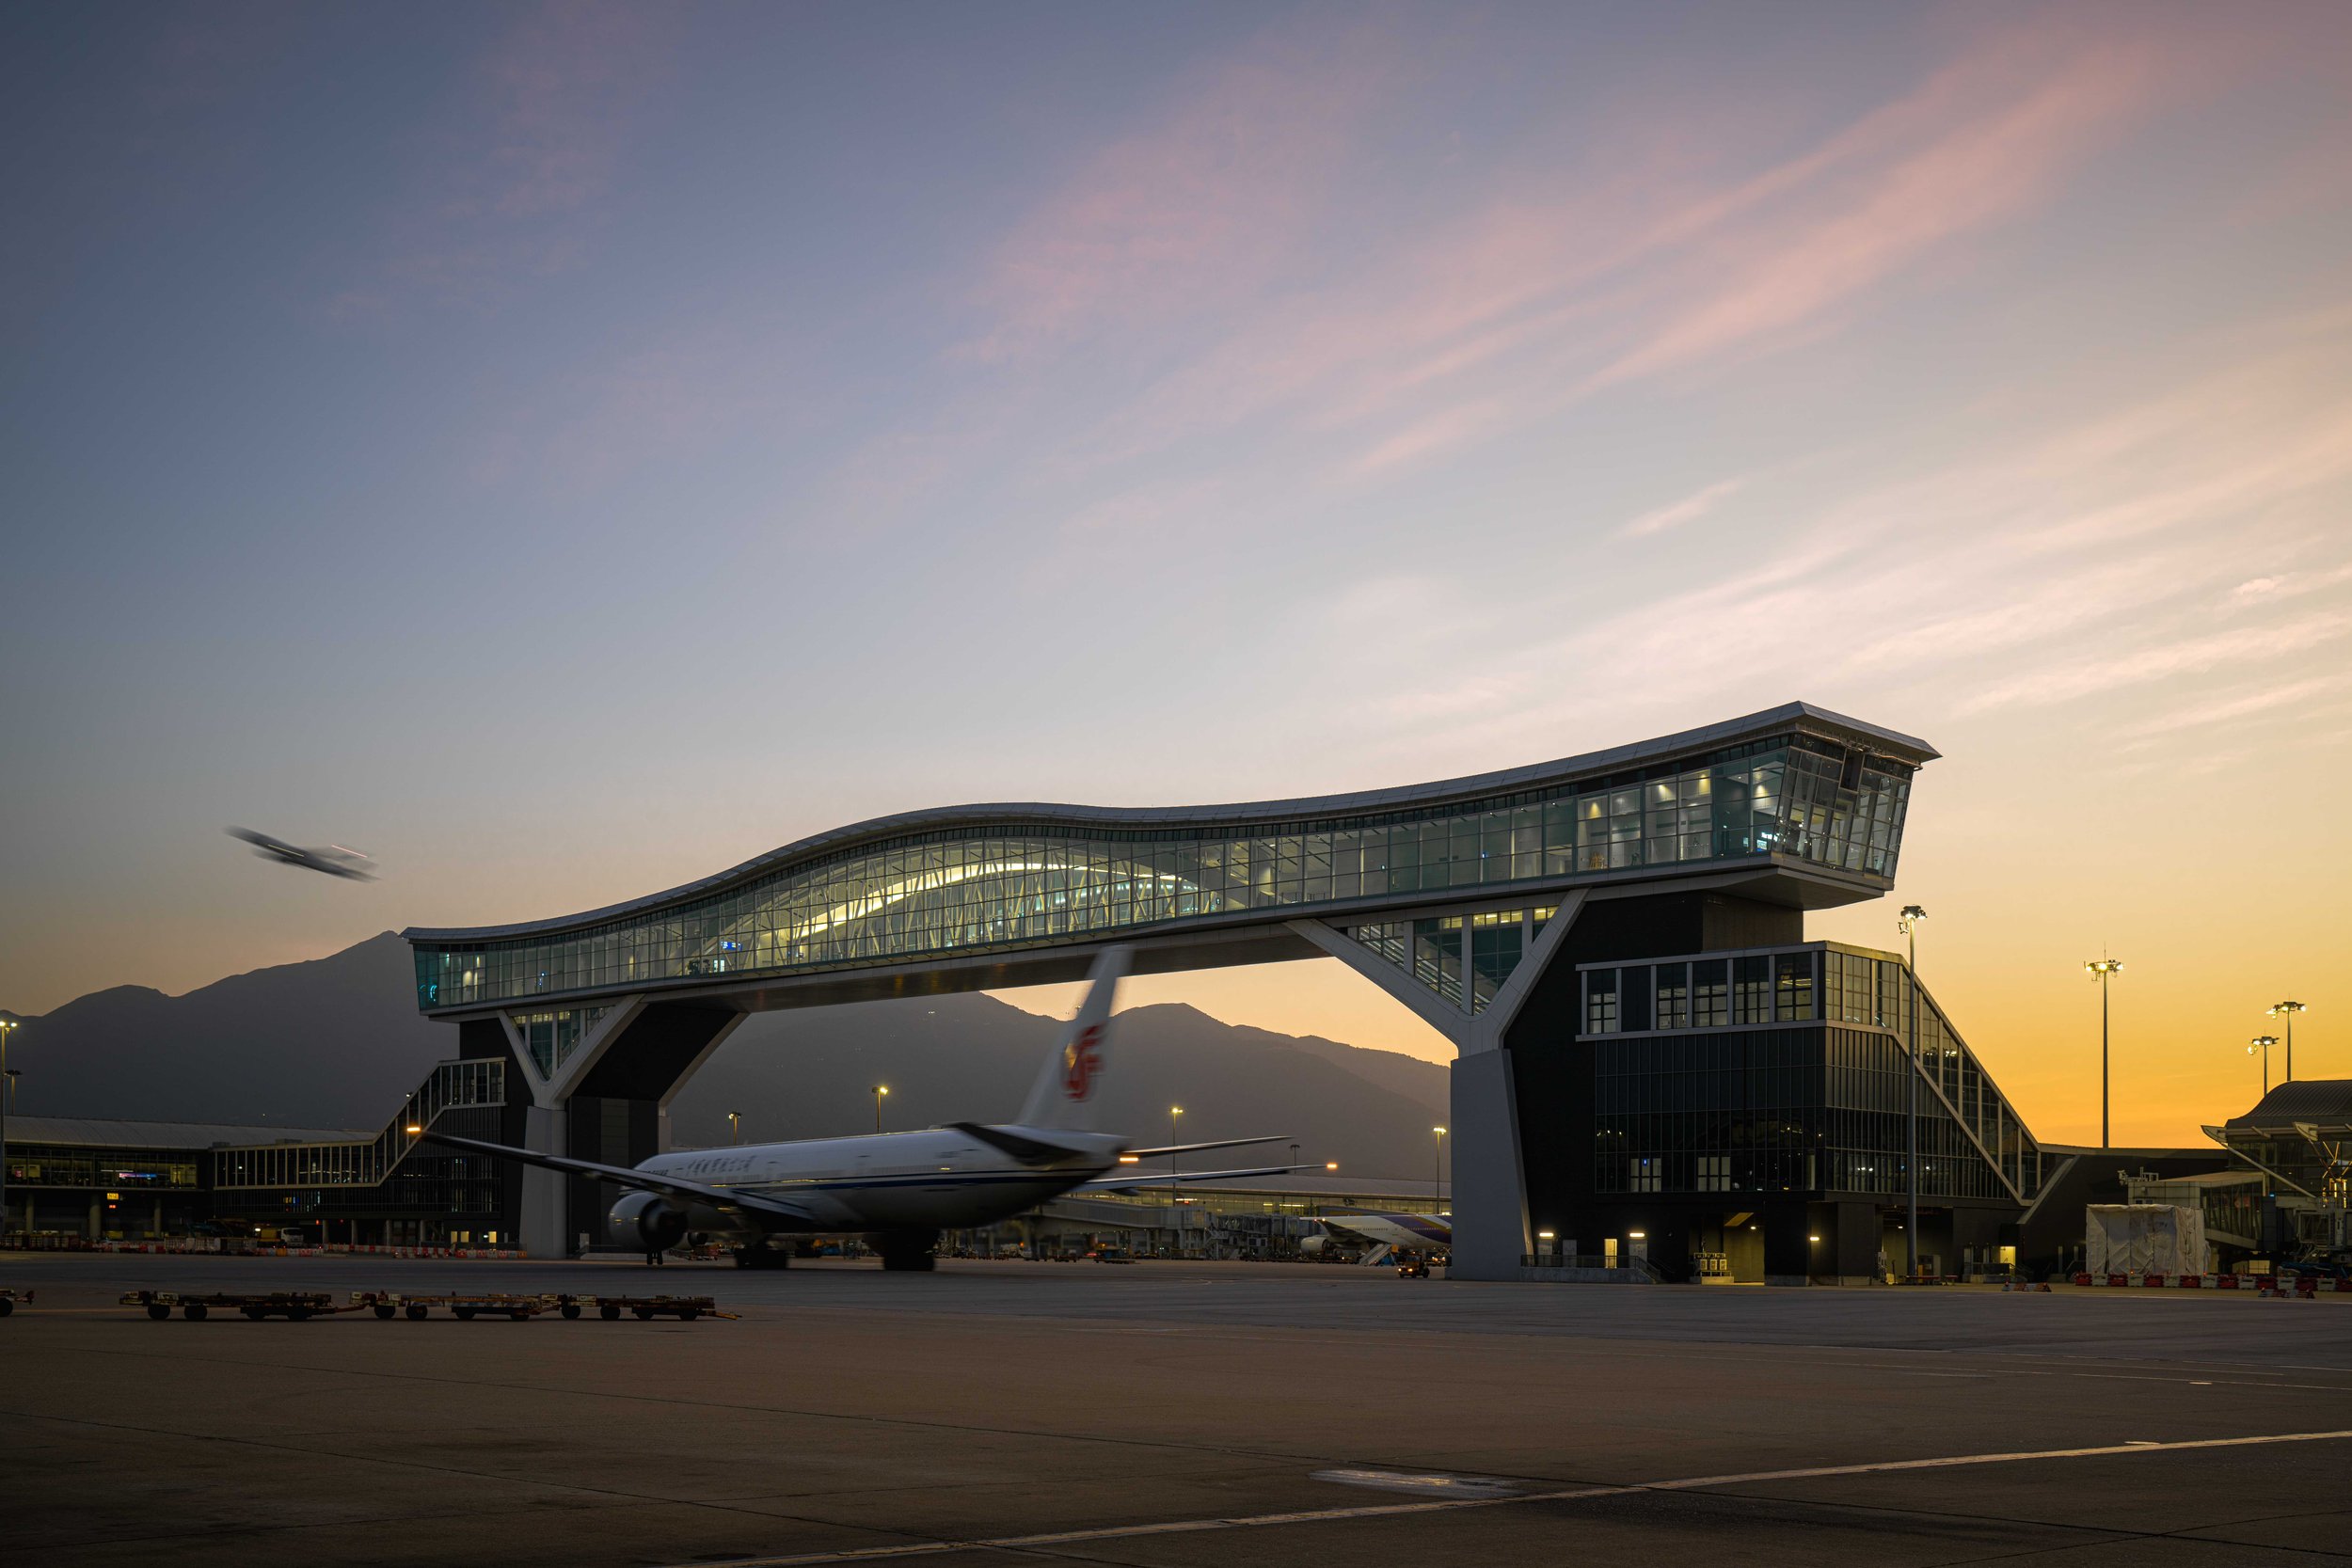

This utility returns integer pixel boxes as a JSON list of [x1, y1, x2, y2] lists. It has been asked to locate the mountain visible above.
[[8, 937, 1453, 1179]]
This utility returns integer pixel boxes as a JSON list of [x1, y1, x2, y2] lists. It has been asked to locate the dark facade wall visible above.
[[457, 1017, 530, 1235], [1505, 892, 1806, 1257]]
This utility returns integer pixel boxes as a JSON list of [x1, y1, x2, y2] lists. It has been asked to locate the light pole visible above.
[[2249, 1036, 2279, 1096], [1432, 1126, 1447, 1210], [1168, 1106, 1184, 1254], [1898, 905, 1925, 1280], [2267, 1002, 2307, 1084], [727, 1111, 742, 1146], [871, 1085, 888, 1134], [2085, 957, 2123, 1148], [0, 1014, 19, 1243]]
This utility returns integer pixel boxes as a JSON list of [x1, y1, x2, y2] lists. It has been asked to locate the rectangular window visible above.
[[1692, 960, 1728, 1027], [1631, 1156, 1661, 1193], [1654, 962, 1690, 1030], [1774, 951, 1816, 1022], [1585, 970, 1619, 1034], [1734, 956, 1772, 1024]]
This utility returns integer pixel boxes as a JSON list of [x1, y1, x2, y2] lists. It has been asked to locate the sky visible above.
[[3, 0, 2348, 1147]]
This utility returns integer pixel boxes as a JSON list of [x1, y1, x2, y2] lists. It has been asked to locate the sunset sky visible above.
[[4, 1, 2348, 1146]]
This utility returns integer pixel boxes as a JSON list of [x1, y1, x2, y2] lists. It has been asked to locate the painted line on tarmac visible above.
[[661, 1428, 2352, 1568]]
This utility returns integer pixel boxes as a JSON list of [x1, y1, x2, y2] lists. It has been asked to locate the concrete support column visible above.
[[518, 1102, 566, 1259], [1449, 1051, 1531, 1278]]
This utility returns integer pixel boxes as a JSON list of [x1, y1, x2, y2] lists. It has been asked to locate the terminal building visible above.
[[375, 700, 2047, 1280]]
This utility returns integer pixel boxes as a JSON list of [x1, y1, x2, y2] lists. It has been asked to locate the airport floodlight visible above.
[[2267, 1001, 2307, 1082], [2085, 955, 2123, 1148], [1325, 1161, 1339, 1171], [2250, 1035, 2280, 1094], [1808, 1234, 1821, 1243], [871, 1085, 889, 1133], [1896, 907, 1927, 1280]]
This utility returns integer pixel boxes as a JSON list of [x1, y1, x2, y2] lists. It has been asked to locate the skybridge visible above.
[[405, 702, 2030, 1279]]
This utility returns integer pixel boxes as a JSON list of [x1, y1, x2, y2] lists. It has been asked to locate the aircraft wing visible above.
[[420, 1130, 819, 1225], [1078, 1164, 1305, 1193], [947, 1121, 1089, 1167], [1120, 1134, 1292, 1159]]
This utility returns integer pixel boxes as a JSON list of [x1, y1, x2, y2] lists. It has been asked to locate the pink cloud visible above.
[[966, 22, 1400, 357]]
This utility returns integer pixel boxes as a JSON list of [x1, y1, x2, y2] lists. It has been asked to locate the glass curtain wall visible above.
[[418, 737, 1912, 1009]]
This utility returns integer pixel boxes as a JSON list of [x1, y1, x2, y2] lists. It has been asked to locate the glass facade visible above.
[[1351, 906, 1560, 1014], [212, 1058, 504, 1190], [415, 733, 1914, 1011], [1581, 942, 2040, 1204]]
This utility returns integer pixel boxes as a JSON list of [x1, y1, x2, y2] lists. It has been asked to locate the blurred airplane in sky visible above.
[[226, 827, 376, 881]]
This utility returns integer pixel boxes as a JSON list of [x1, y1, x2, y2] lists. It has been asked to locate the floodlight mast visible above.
[[1898, 906, 1926, 1280], [2086, 957, 2124, 1148], [2267, 1002, 2307, 1084]]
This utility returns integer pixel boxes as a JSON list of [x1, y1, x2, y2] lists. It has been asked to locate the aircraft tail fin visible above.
[[1015, 945, 1131, 1132]]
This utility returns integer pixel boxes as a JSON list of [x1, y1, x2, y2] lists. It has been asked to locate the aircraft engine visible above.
[[610, 1190, 689, 1251]]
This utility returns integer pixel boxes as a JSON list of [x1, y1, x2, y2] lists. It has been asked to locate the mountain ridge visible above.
[[9, 937, 1451, 1179]]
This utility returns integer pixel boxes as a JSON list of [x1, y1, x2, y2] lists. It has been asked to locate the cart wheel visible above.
[[454, 1307, 476, 1321], [288, 1307, 312, 1322], [677, 1308, 699, 1322], [405, 1304, 428, 1321], [148, 1303, 170, 1321], [599, 1305, 620, 1321], [507, 1311, 528, 1322], [632, 1307, 653, 1320], [0, 1299, 13, 1317], [561, 1303, 580, 1320], [183, 1304, 207, 1322], [373, 1305, 395, 1320]]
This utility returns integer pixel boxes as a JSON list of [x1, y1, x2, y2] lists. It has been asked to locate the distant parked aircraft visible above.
[[226, 827, 377, 880], [1302, 1206, 1453, 1259], [424, 946, 1297, 1271]]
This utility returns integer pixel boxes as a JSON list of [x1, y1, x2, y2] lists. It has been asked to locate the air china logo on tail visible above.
[[1062, 1023, 1103, 1101]]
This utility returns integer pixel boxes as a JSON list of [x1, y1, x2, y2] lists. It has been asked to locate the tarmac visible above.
[[6, 1252, 2352, 1567]]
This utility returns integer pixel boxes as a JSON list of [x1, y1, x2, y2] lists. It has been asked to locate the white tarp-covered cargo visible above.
[[2086, 1204, 2210, 1276]]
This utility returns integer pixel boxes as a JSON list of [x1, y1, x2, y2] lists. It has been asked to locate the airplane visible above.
[[423, 946, 1295, 1271], [1301, 1206, 1454, 1260], [226, 827, 377, 880]]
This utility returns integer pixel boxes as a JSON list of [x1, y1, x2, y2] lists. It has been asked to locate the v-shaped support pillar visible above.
[[1288, 891, 1588, 1279]]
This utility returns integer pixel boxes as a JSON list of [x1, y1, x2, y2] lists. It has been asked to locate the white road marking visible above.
[[660, 1428, 2352, 1568]]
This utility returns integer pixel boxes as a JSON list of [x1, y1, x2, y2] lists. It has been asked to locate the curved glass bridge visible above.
[[399, 701, 2038, 1284], [408, 701, 1928, 1018]]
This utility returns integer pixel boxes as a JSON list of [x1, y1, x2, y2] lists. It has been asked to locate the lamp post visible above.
[[2085, 957, 2123, 1148], [727, 1111, 742, 1146], [2249, 1036, 2279, 1096], [2267, 1002, 2307, 1084], [0, 1015, 18, 1243], [1897, 905, 1925, 1280], [1167, 1109, 1185, 1259], [1431, 1126, 1447, 1210], [871, 1085, 888, 1134]]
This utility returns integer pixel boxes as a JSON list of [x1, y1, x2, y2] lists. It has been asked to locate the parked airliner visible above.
[[425, 947, 1293, 1270], [1302, 1207, 1454, 1259]]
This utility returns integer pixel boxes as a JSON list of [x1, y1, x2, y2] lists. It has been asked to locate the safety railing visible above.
[[211, 1058, 504, 1190]]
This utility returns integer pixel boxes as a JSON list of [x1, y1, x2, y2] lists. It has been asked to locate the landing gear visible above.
[[876, 1230, 939, 1273], [733, 1242, 791, 1270]]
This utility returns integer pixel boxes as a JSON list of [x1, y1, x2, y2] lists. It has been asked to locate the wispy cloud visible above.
[[2118, 673, 2352, 738], [327, 1, 679, 319], [965, 22, 1399, 358], [1621, 477, 1745, 539], [1958, 611, 2350, 713]]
